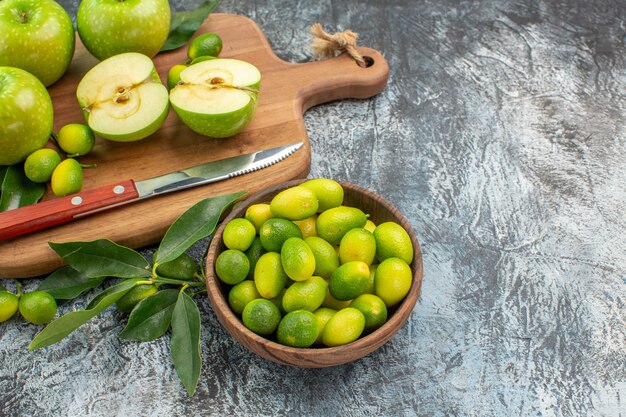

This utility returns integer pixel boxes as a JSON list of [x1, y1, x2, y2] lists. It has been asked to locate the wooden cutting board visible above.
[[0, 13, 388, 278]]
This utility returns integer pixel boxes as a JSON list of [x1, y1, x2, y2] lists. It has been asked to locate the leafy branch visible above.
[[31, 191, 245, 396]]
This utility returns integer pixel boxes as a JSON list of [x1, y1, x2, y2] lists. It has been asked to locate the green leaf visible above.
[[0, 164, 45, 212], [0, 166, 7, 189], [119, 289, 178, 342], [160, 0, 222, 52], [155, 192, 245, 265], [86, 278, 144, 310], [170, 291, 202, 397], [29, 280, 139, 350], [49, 239, 151, 279], [38, 267, 105, 300]]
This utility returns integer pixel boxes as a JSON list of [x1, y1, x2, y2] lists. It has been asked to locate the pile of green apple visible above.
[[0, 0, 172, 169], [1, 0, 262, 183], [0, 0, 170, 87]]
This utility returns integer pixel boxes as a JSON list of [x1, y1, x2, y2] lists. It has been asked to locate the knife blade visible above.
[[0, 142, 303, 241]]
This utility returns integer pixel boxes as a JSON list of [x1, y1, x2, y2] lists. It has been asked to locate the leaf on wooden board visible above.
[[160, 0, 222, 52], [29, 280, 139, 350], [155, 192, 245, 265], [0, 164, 45, 212], [49, 239, 151, 279], [119, 289, 179, 342], [0, 166, 7, 191], [170, 291, 202, 397], [38, 266, 105, 300]]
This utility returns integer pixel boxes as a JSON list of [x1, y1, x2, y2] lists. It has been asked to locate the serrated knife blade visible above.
[[0, 142, 303, 240]]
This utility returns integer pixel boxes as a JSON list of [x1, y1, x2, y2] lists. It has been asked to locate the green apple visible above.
[[169, 59, 261, 138], [0, 67, 54, 166], [76, 53, 169, 142], [0, 0, 75, 86], [77, 0, 171, 61]]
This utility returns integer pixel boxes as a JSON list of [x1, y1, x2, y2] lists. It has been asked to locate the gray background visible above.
[[1, 0, 625, 416]]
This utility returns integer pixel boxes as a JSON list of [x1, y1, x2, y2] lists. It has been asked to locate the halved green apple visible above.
[[169, 58, 261, 138], [76, 52, 169, 142]]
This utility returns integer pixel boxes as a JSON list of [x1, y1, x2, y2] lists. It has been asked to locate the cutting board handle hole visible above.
[[361, 56, 375, 68]]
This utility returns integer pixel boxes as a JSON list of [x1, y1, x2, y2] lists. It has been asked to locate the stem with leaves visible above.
[[31, 191, 245, 397]]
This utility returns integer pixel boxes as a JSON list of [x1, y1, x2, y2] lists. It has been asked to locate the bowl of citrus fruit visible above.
[[205, 178, 423, 367]]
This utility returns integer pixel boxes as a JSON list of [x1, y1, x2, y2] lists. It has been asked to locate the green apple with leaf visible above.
[[0, 67, 54, 166], [169, 59, 261, 138], [77, 0, 171, 61], [76, 52, 169, 142], [0, 0, 75, 86]]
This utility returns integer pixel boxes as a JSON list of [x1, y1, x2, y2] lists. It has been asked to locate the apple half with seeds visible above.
[[169, 58, 261, 138], [76, 52, 169, 142]]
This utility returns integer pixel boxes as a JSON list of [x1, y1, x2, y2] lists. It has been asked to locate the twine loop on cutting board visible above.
[[310, 23, 367, 67]]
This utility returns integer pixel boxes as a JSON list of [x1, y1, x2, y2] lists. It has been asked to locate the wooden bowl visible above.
[[205, 179, 423, 367]]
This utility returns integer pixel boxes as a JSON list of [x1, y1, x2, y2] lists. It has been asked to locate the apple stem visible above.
[[19, 11, 28, 24]]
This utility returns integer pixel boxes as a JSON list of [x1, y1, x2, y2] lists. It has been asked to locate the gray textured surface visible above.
[[1, 0, 625, 416]]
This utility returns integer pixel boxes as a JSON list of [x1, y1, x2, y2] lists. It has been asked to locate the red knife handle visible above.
[[0, 179, 139, 241]]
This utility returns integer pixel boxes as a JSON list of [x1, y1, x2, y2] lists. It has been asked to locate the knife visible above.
[[0, 142, 303, 241]]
